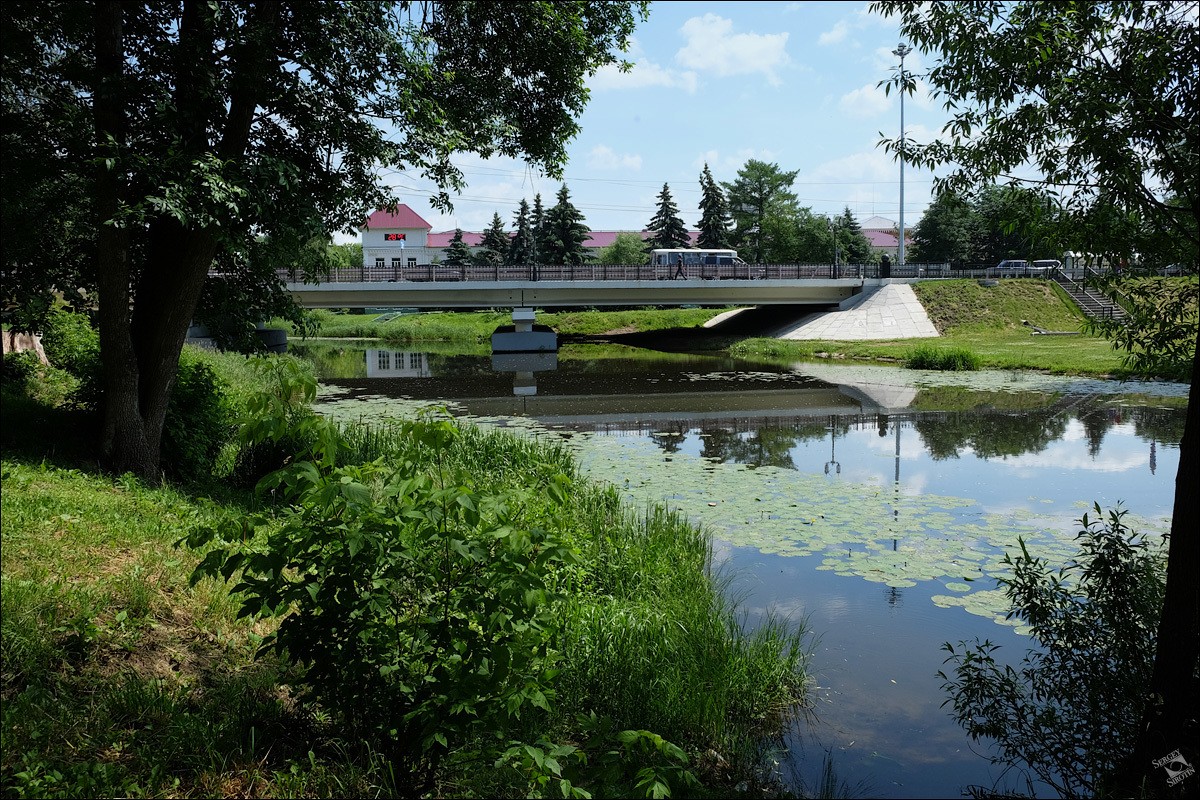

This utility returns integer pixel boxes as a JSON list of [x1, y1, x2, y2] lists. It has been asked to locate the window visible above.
[[391, 258, 402, 271], [374, 257, 384, 269], [377, 351, 390, 370], [407, 257, 417, 269]]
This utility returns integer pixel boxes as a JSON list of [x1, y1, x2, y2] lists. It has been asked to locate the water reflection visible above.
[[294, 340, 1186, 799]]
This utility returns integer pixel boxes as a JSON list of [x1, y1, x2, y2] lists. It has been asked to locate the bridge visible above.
[[279, 262, 913, 310]]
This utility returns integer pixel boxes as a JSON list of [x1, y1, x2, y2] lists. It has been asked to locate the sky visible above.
[[371, 1, 950, 238]]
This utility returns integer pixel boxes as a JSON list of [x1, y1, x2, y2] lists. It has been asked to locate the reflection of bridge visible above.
[[281, 263, 880, 309]]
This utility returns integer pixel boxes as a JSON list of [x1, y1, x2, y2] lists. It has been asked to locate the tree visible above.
[[542, 184, 591, 265], [723, 160, 801, 263], [508, 199, 535, 265], [1, 1, 646, 480], [474, 213, 508, 267], [442, 228, 473, 268], [697, 163, 733, 250], [833, 207, 874, 265], [874, 3, 1198, 794], [644, 183, 690, 252], [597, 232, 648, 265], [909, 191, 976, 266], [531, 193, 549, 266], [328, 242, 364, 270]]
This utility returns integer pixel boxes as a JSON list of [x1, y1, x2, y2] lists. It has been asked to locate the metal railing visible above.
[[275, 262, 884, 283]]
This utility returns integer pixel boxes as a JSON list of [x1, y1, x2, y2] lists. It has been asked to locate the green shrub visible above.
[[939, 505, 1165, 798], [160, 349, 234, 483], [39, 310, 100, 381], [188, 408, 577, 794], [905, 344, 981, 371]]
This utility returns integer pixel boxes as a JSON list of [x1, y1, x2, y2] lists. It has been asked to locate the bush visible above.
[[188, 389, 577, 794], [905, 344, 981, 371], [2, 352, 79, 408], [939, 505, 1165, 798], [39, 310, 100, 381], [160, 349, 234, 483]]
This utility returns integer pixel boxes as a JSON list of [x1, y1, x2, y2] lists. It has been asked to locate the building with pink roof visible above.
[[364, 204, 700, 265]]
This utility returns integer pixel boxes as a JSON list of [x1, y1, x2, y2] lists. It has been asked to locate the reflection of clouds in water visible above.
[[1001, 445, 1146, 474], [861, 429, 923, 461], [902, 472, 929, 496], [1061, 419, 1086, 442]]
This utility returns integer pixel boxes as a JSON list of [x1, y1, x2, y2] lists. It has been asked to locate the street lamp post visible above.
[[892, 43, 912, 267]]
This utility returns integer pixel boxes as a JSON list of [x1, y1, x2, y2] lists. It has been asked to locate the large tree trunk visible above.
[[93, 1, 158, 479], [1119, 325, 1200, 797], [91, 0, 276, 481]]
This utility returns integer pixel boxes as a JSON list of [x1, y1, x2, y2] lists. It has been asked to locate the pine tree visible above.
[[508, 199, 536, 265], [543, 184, 591, 264], [443, 228, 473, 267], [834, 207, 874, 264], [474, 212, 509, 266], [645, 182, 690, 252], [697, 163, 732, 249], [531, 193, 549, 265]]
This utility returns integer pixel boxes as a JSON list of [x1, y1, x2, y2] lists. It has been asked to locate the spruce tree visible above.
[[508, 199, 536, 265], [474, 212, 509, 266], [531, 193, 549, 265], [443, 228, 473, 267], [835, 207, 874, 264], [543, 184, 591, 264], [697, 163, 732, 249], [645, 182, 690, 251]]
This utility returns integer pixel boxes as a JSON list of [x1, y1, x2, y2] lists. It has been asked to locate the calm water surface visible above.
[[295, 340, 1186, 798]]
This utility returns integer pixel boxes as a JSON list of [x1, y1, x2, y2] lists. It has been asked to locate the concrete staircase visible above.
[[1053, 274, 1128, 323]]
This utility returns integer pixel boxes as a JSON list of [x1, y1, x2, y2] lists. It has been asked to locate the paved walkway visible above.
[[772, 283, 939, 340]]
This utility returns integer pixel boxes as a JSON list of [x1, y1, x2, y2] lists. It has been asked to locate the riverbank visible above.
[[277, 279, 1172, 379], [1, 342, 811, 798]]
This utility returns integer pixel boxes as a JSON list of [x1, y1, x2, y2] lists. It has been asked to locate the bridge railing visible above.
[[272, 262, 972, 284], [277, 262, 874, 283]]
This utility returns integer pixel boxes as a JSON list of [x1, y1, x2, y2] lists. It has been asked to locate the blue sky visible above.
[[379, 1, 948, 237]]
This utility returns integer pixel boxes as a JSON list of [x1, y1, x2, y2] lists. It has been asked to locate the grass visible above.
[[282, 280, 1149, 377], [2, 359, 811, 797], [730, 279, 1136, 377], [273, 307, 733, 344]]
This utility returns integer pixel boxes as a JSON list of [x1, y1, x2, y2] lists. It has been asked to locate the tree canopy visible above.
[[723, 160, 800, 263], [597, 232, 649, 265], [1, 0, 646, 477], [644, 183, 690, 252], [696, 163, 733, 250], [542, 184, 591, 265]]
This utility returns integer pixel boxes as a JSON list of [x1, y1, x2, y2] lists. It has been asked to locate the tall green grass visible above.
[[2, 373, 811, 796], [904, 344, 981, 371]]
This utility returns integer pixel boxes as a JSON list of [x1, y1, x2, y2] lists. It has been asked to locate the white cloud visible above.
[[839, 83, 893, 118], [587, 145, 643, 172], [818, 21, 849, 46], [590, 60, 698, 94], [692, 148, 780, 177], [675, 14, 791, 86]]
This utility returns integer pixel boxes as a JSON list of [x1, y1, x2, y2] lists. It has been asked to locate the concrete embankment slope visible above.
[[705, 283, 939, 340]]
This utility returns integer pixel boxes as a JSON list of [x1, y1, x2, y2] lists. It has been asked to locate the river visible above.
[[294, 339, 1187, 798]]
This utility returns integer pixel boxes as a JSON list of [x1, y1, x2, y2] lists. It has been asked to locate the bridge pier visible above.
[[491, 307, 557, 353]]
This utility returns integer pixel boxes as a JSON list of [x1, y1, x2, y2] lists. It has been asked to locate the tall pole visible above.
[[893, 43, 911, 266]]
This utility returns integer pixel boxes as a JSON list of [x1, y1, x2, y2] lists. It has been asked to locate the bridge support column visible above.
[[513, 307, 536, 332]]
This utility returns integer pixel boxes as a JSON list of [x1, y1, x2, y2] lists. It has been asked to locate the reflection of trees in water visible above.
[[648, 422, 689, 454], [1078, 407, 1120, 458], [914, 410, 1071, 460], [697, 422, 830, 469], [1126, 405, 1187, 447]]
